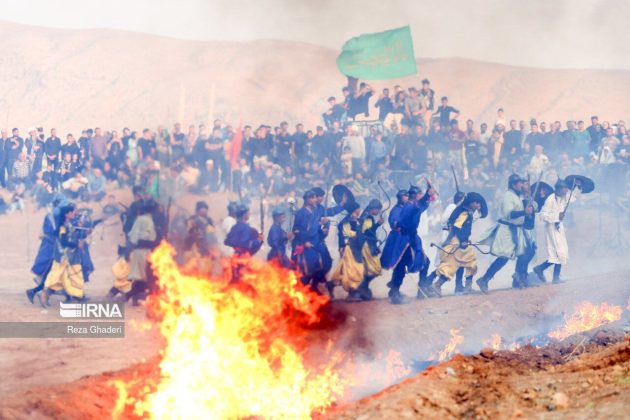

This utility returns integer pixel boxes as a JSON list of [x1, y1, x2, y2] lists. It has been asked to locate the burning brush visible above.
[[114, 242, 344, 419], [112, 243, 413, 419], [548, 301, 623, 341]]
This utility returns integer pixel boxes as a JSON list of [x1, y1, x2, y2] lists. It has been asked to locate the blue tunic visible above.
[[224, 222, 262, 255], [380, 196, 430, 272], [292, 206, 326, 276], [74, 219, 101, 283], [378, 204, 404, 270], [314, 203, 341, 272], [267, 223, 290, 268], [31, 213, 56, 277]]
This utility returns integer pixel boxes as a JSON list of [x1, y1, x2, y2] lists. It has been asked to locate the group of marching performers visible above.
[[255, 170, 591, 305], [24, 171, 591, 307]]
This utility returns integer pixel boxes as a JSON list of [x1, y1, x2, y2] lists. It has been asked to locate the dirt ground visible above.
[[0, 191, 628, 418], [330, 331, 630, 419]]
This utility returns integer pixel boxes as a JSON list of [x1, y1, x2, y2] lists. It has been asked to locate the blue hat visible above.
[[272, 207, 285, 218], [52, 193, 68, 208], [235, 204, 249, 218], [311, 187, 326, 197], [303, 190, 317, 200], [408, 185, 422, 196], [508, 174, 526, 188], [346, 201, 360, 214], [196, 201, 208, 212]]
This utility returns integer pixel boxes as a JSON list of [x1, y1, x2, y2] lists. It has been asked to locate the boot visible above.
[[463, 276, 473, 294], [345, 289, 362, 303], [552, 264, 564, 284], [325, 281, 336, 300], [416, 286, 430, 299], [106, 287, 120, 301], [389, 289, 409, 305], [519, 272, 531, 288], [432, 276, 448, 298], [533, 264, 548, 283], [476, 276, 490, 294], [26, 289, 36, 304], [511, 273, 524, 289], [37, 289, 50, 308], [357, 278, 373, 301]]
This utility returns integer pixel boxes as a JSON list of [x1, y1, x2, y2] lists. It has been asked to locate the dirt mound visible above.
[[330, 331, 630, 419], [0, 331, 627, 419]]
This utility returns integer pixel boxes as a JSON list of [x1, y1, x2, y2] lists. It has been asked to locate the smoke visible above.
[[4, 0, 630, 69]]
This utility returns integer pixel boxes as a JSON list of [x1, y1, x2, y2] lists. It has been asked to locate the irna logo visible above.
[[59, 302, 124, 319]]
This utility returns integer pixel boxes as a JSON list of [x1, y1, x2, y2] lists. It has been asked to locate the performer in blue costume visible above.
[[311, 186, 345, 298], [292, 190, 331, 295], [267, 207, 293, 268], [379, 189, 409, 271], [224, 204, 263, 281], [380, 185, 436, 304], [26, 195, 67, 304]]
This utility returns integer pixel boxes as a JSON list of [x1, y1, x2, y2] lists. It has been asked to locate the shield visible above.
[[564, 175, 595, 194], [332, 184, 356, 207]]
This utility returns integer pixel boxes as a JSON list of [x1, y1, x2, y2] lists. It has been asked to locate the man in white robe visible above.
[[476, 174, 532, 293], [533, 180, 572, 283]]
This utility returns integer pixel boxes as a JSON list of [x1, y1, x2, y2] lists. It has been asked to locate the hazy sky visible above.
[[1, 0, 628, 70]]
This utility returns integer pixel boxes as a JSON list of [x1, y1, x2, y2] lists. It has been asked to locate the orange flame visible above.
[[548, 301, 623, 341], [385, 350, 412, 382], [119, 242, 345, 419], [110, 380, 128, 420], [482, 334, 502, 350], [430, 328, 464, 362], [336, 349, 411, 400]]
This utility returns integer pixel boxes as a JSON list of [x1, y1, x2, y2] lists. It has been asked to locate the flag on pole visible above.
[[337, 26, 417, 80], [229, 123, 243, 169]]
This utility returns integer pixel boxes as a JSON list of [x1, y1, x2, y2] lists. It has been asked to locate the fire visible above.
[[118, 242, 344, 419], [430, 328, 464, 362], [336, 349, 412, 401], [110, 380, 128, 420], [385, 350, 411, 382], [548, 301, 623, 341], [483, 334, 502, 350]]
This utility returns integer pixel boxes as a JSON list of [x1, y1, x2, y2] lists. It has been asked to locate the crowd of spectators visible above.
[[1, 78, 627, 223]]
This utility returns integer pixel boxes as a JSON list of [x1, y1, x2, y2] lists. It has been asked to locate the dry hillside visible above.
[[1, 21, 629, 132]]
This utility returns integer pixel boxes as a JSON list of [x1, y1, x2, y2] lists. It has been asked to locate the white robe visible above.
[[128, 214, 157, 281], [539, 193, 573, 264]]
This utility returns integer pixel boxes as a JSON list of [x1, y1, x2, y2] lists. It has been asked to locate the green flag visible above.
[[337, 26, 417, 80]]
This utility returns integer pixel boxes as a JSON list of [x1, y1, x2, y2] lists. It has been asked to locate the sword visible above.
[[450, 165, 460, 193], [526, 172, 543, 210], [430, 242, 491, 255]]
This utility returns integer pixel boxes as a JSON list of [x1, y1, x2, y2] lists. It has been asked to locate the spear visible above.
[[259, 195, 265, 235]]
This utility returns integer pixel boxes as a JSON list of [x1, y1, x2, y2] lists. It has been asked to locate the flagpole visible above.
[[177, 83, 186, 125], [207, 83, 216, 128]]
